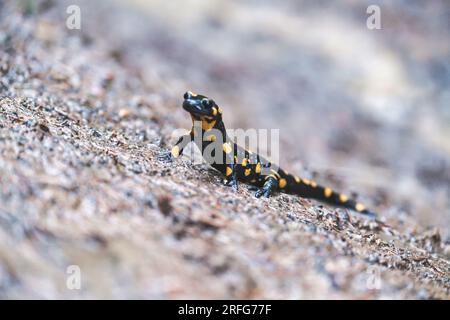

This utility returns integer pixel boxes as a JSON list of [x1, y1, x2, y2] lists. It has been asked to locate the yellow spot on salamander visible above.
[[223, 142, 232, 154], [242, 158, 248, 166], [294, 176, 301, 183], [189, 91, 197, 97], [255, 163, 261, 173], [201, 119, 217, 131], [302, 178, 311, 186], [271, 169, 280, 178], [205, 134, 216, 142], [218, 107, 223, 114], [279, 178, 287, 188], [339, 194, 348, 202], [310, 181, 317, 188], [244, 168, 251, 176], [324, 188, 332, 198], [171, 146, 180, 158], [355, 203, 365, 212], [212, 107, 217, 116], [226, 167, 232, 176]]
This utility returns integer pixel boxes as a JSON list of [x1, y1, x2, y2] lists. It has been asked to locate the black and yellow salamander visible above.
[[160, 91, 376, 217]]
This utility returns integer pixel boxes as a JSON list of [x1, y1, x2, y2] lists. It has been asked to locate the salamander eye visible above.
[[201, 99, 211, 107]]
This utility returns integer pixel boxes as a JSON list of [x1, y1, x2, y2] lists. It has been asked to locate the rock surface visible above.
[[0, 0, 449, 298]]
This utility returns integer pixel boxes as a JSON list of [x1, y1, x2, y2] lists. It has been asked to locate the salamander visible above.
[[160, 91, 376, 217]]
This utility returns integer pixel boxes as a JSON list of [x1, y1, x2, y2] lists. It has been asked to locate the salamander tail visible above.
[[285, 174, 376, 217]]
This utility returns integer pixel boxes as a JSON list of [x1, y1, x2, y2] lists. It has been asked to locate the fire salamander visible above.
[[160, 91, 376, 217]]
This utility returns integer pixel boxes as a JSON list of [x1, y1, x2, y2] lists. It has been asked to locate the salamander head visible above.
[[182, 91, 222, 120]]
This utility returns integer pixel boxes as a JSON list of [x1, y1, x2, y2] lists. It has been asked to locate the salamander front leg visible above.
[[158, 132, 193, 162], [223, 164, 239, 191], [255, 176, 278, 198]]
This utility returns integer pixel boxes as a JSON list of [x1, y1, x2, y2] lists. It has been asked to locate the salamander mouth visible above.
[[182, 100, 212, 116]]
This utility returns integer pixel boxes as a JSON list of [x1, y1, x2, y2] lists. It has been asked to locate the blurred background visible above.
[[77, 0, 450, 233], [1, 0, 449, 298]]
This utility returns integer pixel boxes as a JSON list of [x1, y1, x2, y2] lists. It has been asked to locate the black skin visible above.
[[159, 91, 376, 217]]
